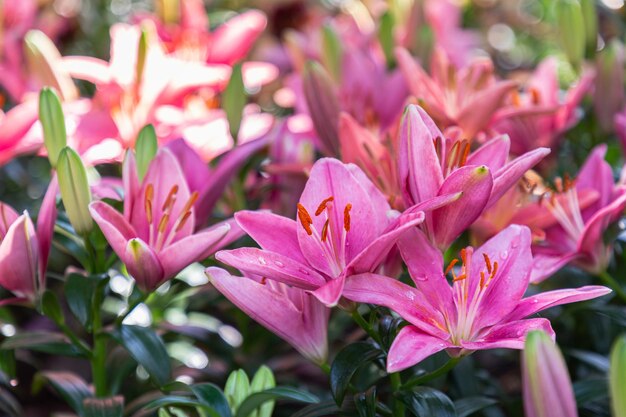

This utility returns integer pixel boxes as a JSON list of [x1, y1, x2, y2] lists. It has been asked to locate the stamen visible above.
[[483, 253, 492, 274], [480, 271, 486, 288], [445, 258, 458, 275], [296, 203, 313, 235], [460, 248, 467, 266], [162, 185, 179, 212], [175, 211, 193, 232], [530, 88, 541, 104], [459, 140, 470, 167], [490, 261, 498, 279], [511, 90, 522, 107], [315, 196, 334, 216], [158, 213, 170, 234], [343, 203, 352, 232], [181, 191, 199, 215], [453, 273, 467, 282], [554, 177, 563, 193], [321, 218, 330, 242], [144, 184, 154, 223], [260, 277, 267, 285]]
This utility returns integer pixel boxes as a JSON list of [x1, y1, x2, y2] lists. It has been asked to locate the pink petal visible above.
[[207, 267, 329, 364], [216, 248, 326, 290], [387, 326, 451, 373], [466, 135, 510, 170], [0, 214, 39, 300], [343, 273, 449, 339], [506, 285, 612, 322], [457, 80, 517, 138], [36, 176, 58, 285], [0, 203, 19, 239], [235, 210, 307, 264], [311, 276, 345, 307], [124, 238, 164, 291], [89, 201, 136, 259], [578, 192, 626, 260], [530, 253, 578, 284], [576, 144, 613, 209], [62, 56, 112, 84], [207, 10, 267, 65], [462, 318, 553, 351]]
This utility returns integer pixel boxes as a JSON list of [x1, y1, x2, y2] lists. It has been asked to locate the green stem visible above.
[[318, 362, 331, 375], [91, 305, 107, 397], [402, 357, 460, 389], [597, 271, 626, 303], [389, 373, 405, 417], [351, 310, 381, 345]]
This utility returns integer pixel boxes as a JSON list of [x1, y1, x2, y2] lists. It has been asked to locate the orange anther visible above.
[[145, 184, 154, 223], [315, 196, 335, 216], [158, 213, 170, 234], [297, 203, 313, 235], [483, 253, 492, 274], [162, 185, 179, 212], [445, 258, 459, 275], [343, 203, 352, 232], [453, 273, 467, 282], [321, 218, 330, 242]]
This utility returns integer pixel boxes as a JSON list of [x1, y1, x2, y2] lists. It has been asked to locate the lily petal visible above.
[[124, 238, 164, 291], [311, 276, 345, 307], [461, 318, 554, 351], [387, 326, 451, 373], [0, 214, 39, 300], [89, 201, 136, 260]]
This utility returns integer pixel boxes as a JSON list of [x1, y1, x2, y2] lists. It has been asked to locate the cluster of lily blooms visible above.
[[0, 0, 624, 406]]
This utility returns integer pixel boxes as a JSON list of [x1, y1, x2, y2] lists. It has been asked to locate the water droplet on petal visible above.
[[415, 274, 428, 282], [500, 250, 508, 259], [274, 260, 285, 268], [258, 257, 267, 265], [299, 268, 310, 275], [406, 291, 416, 301]]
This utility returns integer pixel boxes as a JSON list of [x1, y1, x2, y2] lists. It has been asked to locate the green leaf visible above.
[[235, 387, 319, 417], [222, 63, 246, 142], [33, 371, 92, 415], [574, 378, 608, 404], [291, 401, 342, 417], [225, 369, 250, 413], [569, 349, 609, 372], [454, 397, 497, 417], [0, 387, 22, 417], [330, 342, 384, 405], [250, 365, 276, 417], [135, 124, 158, 181], [354, 387, 377, 417], [0, 349, 16, 380], [83, 396, 124, 417], [1, 331, 84, 357], [41, 290, 64, 324], [610, 335, 626, 416], [143, 396, 213, 411], [396, 387, 457, 417], [321, 24, 342, 81], [112, 325, 171, 386], [191, 383, 232, 417], [65, 273, 109, 328], [38, 87, 67, 168], [378, 12, 395, 69]]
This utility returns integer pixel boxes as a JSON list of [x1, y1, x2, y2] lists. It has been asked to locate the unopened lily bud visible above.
[[522, 331, 578, 417], [224, 369, 250, 414], [135, 124, 157, 181], [222, 63, 246, 143], [156, 0, 180, 25], [39, 88, 67, 168], [24, 30, 77, 101], [555, 0, 586, 70], [610, 335, 626, 417], [250, 365, 276, 417], [57, 147, 93, 235], [321, 24, 342, 82], [136, 28, 149, 89], [379, 11, 395, 69], [580, 0, 597, 56], [594, 40, 624, 132], [303, 61, 340, 157]]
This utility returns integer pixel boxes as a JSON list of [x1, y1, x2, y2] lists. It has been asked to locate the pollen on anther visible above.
[[343, 203, 352, 232], [297, 203, 313, 235], [162, 185, 179, 212], [321, 219, 330, 242], [144, 184, 154, 223], [445, 258, 458, 275], [315, 196, 334, 216], [483, 253, 492, 274]]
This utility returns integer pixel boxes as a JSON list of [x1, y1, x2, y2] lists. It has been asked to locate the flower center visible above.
[[144, 183, 198, 251], [296, 196, 352, 277], [433, 136, 471, 177], [540, 174, 585, 242]]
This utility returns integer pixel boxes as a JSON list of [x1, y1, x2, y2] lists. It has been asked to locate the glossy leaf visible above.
[[330, 342, 384, 405], [291, 400, 343, 417], [454, 397, 497, 417], [223, 63, 245, 142], [191, 383, 232, 417], [33, 371, 92, 415], [396, 387, 457, 417], [83, 396, 124, 417], [65, 273, 109, 329], [354, 387, 377, 417], [378, 12, 395, 68], [235, 387, 319, 417], [112, 325, 171, 386], [610, 335, 626, 417], [135, 124, 157, 181], [41, 290, 64, 325], [1, 331, 84, 357]]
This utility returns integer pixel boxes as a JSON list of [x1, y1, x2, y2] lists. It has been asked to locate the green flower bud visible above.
[[222, 63, 246, 143], [555, 0, 586, 70], [302, 61, 340, 156], [38, 87, 67, 168], [321, 24, 343, 82], [250, 365, 276, 417], [57, 147, 93, 235], [224, 369, 250, 414], [135, 124, 158, 181], [379, 11, 395, 69], [579, 0, 597, 56], [610, 335, 626, 417]]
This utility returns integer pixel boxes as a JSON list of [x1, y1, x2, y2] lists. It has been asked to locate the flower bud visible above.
[[250, 365, 276, 417], [24, 30, 77, 101], [57, 147, 93, 235], [303, 61, 340, 157], [39, 87, 67, 168], [224, 369, 250, 414], [135, 28, 149, 89], [135, 124, 157, 181], [610, 334, 626, 417], [321, 24, 342, 82], [555, 0, 586, 70], [580, 0, 597, 56], [594, 40, 624, 132], [222, 63, 246, 143], [378, 11, 395, 69], [522, 331, 578, 417], [155, 0, 180, 25]]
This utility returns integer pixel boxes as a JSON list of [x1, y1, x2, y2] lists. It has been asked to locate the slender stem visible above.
[[597, 270, 626, 303], [402, 357, 460, 389], [351, 310, 381, 345], [389, 372, 405, 417], [91, 303, 107, 397], [318, 362, 331, 375]]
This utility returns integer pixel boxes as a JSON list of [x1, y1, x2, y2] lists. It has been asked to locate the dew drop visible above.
[[299, 268, 310, 275], [406, 291, 416, 301], [415, 274, 428, 282], [500, 250, 508, 259], [274, 260, 285, 268], [258, 257, 267, 265]]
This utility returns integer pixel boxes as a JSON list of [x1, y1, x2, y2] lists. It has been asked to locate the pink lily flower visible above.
[[206, 267, 329, 364], [215, 158, 453, 307], [88, 149, 235, 292], [523, 145, 626, 282], [0, 177, 57, 305], [343, 225, 611, 373], [396, 47, 517, 139], [399, 104, 550, 250], [491, 58, 593, 156]]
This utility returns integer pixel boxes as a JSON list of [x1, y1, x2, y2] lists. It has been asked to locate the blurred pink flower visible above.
[[343, 225, 610, 372]]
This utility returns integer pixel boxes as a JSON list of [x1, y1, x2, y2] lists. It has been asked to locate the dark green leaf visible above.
[[574, 378, 609, 404], [143, 396, 211, 411], [330, 342, 384, 405], [83, 396, 124, 417], [0, 387, 22, 417], [291, 400, 343, 417], [33, 371, 92, 415], [1, 331, 84, 357], [378, 11, 395, 68], [113, 325, 171, 386], [235, 387, 319, 417], [65, 273, 108, 328], [454, 397, 497, 417], [397, 387, 457, 417], [569, 349, 610, 372], [223, 63, 245, 141], [354, 387, 377, 417], [191, 383, 231, 417], [41, 290, 64, 324], [0, 349, 16, 380]]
